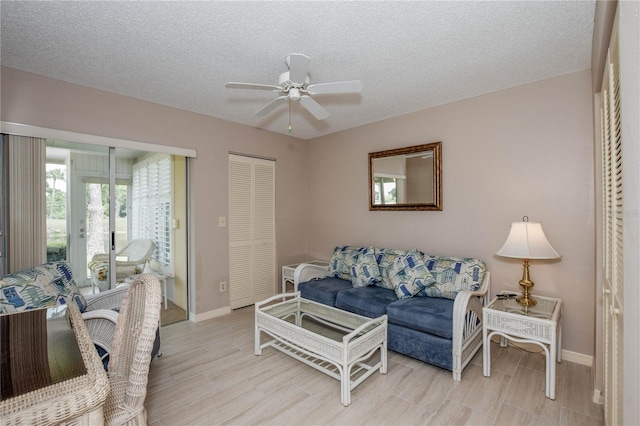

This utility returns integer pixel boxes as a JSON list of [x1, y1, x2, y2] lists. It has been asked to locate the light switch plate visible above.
[[219, 216, 226, 227]]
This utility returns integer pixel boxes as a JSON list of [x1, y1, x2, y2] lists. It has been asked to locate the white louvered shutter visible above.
[[132, 154, 173, 275]]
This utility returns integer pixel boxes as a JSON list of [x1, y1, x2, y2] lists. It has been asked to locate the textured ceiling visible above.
[[1, 1, 595, 140]]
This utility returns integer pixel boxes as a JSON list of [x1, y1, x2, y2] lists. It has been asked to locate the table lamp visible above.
[[496, 216, 560, 307]]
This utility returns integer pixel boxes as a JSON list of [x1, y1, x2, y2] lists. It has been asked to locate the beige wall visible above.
[[1, 66, 597, 356], [0, 66, 310, 316], [305, 70, 595, 356]]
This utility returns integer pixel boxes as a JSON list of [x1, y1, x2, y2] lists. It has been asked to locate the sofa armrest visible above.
[[84, 285, 129, 311], [451, 271, 490, 381], [293, 263, 329, 291]]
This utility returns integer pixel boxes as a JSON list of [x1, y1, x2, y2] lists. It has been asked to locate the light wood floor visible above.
[[161, 299, 187, 327], [146, 306, 604, 426]]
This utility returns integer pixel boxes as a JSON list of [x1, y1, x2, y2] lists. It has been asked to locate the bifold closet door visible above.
[[228, 154, 275, 309], [600, 14, 623, 425]]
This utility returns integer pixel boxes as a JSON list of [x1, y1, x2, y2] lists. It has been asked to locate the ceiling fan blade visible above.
[[306, 80, 363, 95], [225, 82, 281, 91], [299, 95, 329, 120], [288, 54, 311, 85], [255, 96, 288, 116]]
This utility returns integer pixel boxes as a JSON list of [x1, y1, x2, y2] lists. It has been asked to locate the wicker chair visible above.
[[82, 286, 129, 363], [104, 273, 161, 426], [89, 239, 155, 292]]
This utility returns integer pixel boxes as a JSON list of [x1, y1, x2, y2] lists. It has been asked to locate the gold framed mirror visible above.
[[369, 142, 442, 211]]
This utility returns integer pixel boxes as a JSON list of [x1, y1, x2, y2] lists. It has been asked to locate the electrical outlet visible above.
[[219, 281, 227, 292]]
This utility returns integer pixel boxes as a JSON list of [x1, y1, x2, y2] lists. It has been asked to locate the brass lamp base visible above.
[[516, 259, 537, 307]]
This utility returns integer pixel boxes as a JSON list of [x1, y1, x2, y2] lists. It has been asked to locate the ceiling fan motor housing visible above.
[[279, 71, 310, 90]]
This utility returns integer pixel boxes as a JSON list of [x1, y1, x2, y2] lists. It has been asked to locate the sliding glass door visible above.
[[44, 140, 188, 324]]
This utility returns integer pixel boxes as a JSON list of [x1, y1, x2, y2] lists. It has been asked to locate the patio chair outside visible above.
[[89, 239, 155, 292]]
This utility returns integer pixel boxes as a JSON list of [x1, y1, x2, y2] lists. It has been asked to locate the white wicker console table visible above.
[[255, 293, 388, 406]]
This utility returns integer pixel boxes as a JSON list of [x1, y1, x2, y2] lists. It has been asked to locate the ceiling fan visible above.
[[225, 53, 362, 121]]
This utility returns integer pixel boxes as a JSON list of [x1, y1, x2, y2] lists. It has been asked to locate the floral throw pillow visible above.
[[418, 256, 487, 300], [350, 247, 382, 288], [374, 248, 418, 290], [326, 246, 363, 281], [389, 250, 436, 299]]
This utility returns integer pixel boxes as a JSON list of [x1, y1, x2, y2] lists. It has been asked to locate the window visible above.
[[373, 176, 400, 205], [132, 154, 172, 274], [46, 163, 67, 262]]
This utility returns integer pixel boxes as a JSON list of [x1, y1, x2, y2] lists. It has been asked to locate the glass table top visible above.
[[0, 305, 86, 401], [488, 296, 557, 320]]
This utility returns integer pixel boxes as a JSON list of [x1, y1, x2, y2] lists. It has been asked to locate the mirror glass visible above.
[[369, 142, 441, 211]]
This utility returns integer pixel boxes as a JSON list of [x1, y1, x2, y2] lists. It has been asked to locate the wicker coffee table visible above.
[[255, 293, 388, 406]]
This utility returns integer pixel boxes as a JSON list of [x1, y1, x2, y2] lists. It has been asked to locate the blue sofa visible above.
[[294, 246, 490, 381]]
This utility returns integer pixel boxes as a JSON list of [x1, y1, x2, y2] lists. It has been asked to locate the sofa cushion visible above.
[[386, 296, 454, 339], [419, 256, 487, 300], [388, 249, 436, 299], [335, 286, 396, 318], [373, 248, 412, 290], [326, 246, 363, 281], [350, 246, 381, 288], [387, 323, 453, 371], [298, 277, 352, 306]]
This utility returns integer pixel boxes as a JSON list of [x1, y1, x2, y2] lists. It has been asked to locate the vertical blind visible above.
[[4, 135, 47, 273], [132, 153, 172, 275]]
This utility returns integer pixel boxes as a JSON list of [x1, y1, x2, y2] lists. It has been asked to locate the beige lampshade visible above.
[[496, 220, 560, 260]]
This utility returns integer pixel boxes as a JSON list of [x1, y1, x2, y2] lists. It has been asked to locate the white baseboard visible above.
[[562, 349, 593, 366], [490, 336, 594, 367], [189, 306, 232, 322], [592, 389, 604, 404]]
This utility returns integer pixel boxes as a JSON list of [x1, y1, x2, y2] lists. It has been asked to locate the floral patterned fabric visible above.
[[350, 246, 381, 288], [418, 256, 487, 300], [0, 262, 87, 314], [327, 246, 381, 287], [389, 249, 437, 299], [327, 246, 486, 300], [326, 246, 364, 281], [374, 248, 424, 290]]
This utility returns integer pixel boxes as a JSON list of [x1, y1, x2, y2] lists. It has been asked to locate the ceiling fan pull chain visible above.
[[288, 98, 293, 133]]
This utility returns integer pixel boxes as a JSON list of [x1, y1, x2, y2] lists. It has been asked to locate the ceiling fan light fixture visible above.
[[289, 88, 301, 101]]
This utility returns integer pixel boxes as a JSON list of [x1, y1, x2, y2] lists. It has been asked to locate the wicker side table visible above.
[[482, 295, 562, 400], [281, 260, 329, 293]]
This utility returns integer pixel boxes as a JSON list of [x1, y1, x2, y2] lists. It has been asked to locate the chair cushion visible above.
[[0, 262, 86, 313], [386, 296, 454, 339], [418, 256, 486, 300], [89, 261, 143, 283], [335, 286, 396, 318], [298, 277, 352, 306], [43, 262, 87, 311], [388, 249, 436, 299]]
